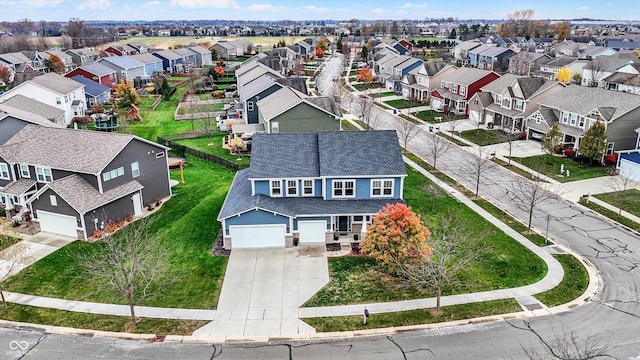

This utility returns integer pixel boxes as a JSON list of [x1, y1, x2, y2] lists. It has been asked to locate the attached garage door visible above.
[[38, 210, 78, 238], [298, 221, 327, 244], [229, 224, 286, 248], [619, 159, 640, 182], [431, 98, 442, 110]]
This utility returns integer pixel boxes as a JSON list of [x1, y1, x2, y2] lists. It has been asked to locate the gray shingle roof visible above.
[[130, 53, 163, 65], [70, 76, 110, 97], [256, 86, 308, 120], [538, 107, 559, 125], [29, 72, 83, 95], [99, 56, 145, 70], [603, 71, 640, 85], [441, 67, 495, 86], [238, 74, 277, 101], [545, 56, 578, 68], [78, 62, 116, 77], [275, 78, 307, 95], [0, 125, 134, 174], [1, 179, 37, 196], [481, 74, 524, 94], [539, 84, 640, 121], [1, 95, 65, 123], [218, 169, 400, 219], [306, 97, 340, 117], [46, 174, 143, 214], [421, 61, 450, 76]]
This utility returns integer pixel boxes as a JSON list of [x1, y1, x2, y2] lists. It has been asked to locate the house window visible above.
[[36, 167, 53, 182], [579, 117, 585, 128], [103, 172, 111, 181], [0, 163, 9, 180], [570, 114, 577, 126], [20, 164, 30, 178], [131, 162, 140, 177], [606, 142, 615, 155], [371, 179, 394, 197], [272, 121, 279, 133], [0, 194, 6, 206], [50, 195, 57, 207], [562, 112, 569, 124], [502, 98, 511, 108], [514, 100, 524, 111], [270, 180, 282, 196], [451, 84, 458, 93], [110, 169, 118, 178], [56, 97, 61, 105], [495, 95, 502, 104], [156, 152, 165, 159], [287, 180, 298, 196], [247, 101, 254, 111], [302, 179, 314, 196], [460, 86, 466, 96], [333, 180, 355, 198]]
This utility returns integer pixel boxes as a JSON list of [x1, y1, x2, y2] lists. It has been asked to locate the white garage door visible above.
[[485, 113, 494, 124], [431, 98, 442, 110], [38, 210, 78, 238], [229, 224, 286, 248], [619, 159, 640, 182], [298, 221, 327, 244]]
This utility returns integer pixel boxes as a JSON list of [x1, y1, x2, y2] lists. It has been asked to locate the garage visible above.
[[619, 158, 640, 182], [229, 224, 286, 248], [431, 98, 442, 110], [37, 210, 78, 238], [298, 221, 327, 244]]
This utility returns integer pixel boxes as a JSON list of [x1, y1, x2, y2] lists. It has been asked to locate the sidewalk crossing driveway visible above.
[[194, 246, 329, 337]]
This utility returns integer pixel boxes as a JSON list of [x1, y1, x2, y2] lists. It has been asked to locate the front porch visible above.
[[328, 214, 371, 243]]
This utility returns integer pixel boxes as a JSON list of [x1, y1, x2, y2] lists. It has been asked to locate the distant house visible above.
[[126, 42, 152, 54], [65, 62, 118, 88], [508, 52, 552, 76], [70, 76, 112, 107], [1, 94, 66, 125], [580, 51, 638, 88], [212, 41, 237, 60], [602, 63, 640, 95], [0, 52, 35, 74], [616, 128, 640, 182], [236, 62, 284, 88], [474, 46, 516, 72], [533, 56, 588, 80], [187, 45, 213, 67], [104, 44, 138, 57], [237, 75, 307, 125], [130, 53, 164, 78], [152, 50, 184, 73], [65, 48, 100, 66], [430, 67, 500, 114], [171, 48, 197, 71], [402, 61, 457, 102], [0, 72, 86, 126], [42, 50, 75, 72], [98, 56, 146, 82]]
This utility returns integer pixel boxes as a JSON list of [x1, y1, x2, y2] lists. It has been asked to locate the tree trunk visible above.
[[528, 204, 534, 230], [475, 174, 480, 198], [1, 290, 6, 310], [129, 301, 137, 325], [436, 287, 442, 316]]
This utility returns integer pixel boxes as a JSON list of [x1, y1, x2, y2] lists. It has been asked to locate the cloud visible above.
[[21, 0, 64, 6], [298, 5, 331, 13], [78, 0, 110, 10], [577, 6, 589, 10], [371, 7, 390, 14], [170, 0, 237, 9], [248, 3, 288, 12], [401, 2, 426, 8]]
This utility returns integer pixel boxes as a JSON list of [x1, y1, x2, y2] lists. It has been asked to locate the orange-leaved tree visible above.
[[315, 47, 324, 58], [45, 54, 65, 74], [356, 65, 374, 90], [214, 66, 225, 77], [360, 203, 431, 273]]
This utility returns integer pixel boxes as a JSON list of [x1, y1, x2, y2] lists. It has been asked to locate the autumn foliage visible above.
[[356, 65, 374, 83], [45, 54, 65, 74], [360, 203, 431, 273], [0, 65, 10, 85], [556, 67, 572, 84], [214, 66, 224, 76], [315, 47, 324, 58]]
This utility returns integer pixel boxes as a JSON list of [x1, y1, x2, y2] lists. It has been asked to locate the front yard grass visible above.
[[578, 198, 640, 233], [304, 165, 548, 307], [303, 299, 521, 332], [459, 129, 517, 146], [352, 83, 381, 91], [3, 156, 234, 309], [175, 135, 251, 168], [371, 91, 397, 98], [534, 254, 589, 307], [415, 110, 466, 123], [0, 234, 20, 252], [383, 99, 422, 109], [510, 155, 611, 183], [594, 189, 640, 217], [341, 119, 360, 131]]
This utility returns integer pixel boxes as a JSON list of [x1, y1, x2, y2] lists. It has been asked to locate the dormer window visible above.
[[287, 180, 298, 196], [20, 164, 30, 178], [36, 167, 52, 182], [270, 180, 282, 197], [502, 98, 511, 108], [0, 163, 9, 180]]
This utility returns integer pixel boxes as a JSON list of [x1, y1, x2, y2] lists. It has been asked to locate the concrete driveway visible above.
[[193, 246, 329, 337]]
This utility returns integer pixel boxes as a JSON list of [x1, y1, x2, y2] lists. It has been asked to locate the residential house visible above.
[[236, 62, 284, 88], [152, 50, 184, 73], [454, 40, 482, 65], [508, 52, 552, 76], [580, 51, 638, 87], [64, 62, 118, 88], [21, 51, 47, 73], [616, 128, 640, 182], [41, 50, 75, 73], [607, 40, 640, 51], [380, 56, 423, 93], [171, 48, 197, 71], [533, 56, 587, 80], [98, 56, 146, 83], [256, 86, 340, 133], [237, 75, 307, 124], [1, 95, 65, 125], [126, 42, 152, 54], [70, 76, 112, 107], [401, 61, 456, 101], [212, 41, 237, 60], [473, 46, 516, 71], [468, 74, 564, 132], [130, 53, 164, 78], [65, 48, 100, 66], [0, 125, 171, 239], [187, 45, 213, 67], [0, 103, 62, 145], [577, 45, 617, 60], [430, 67, 500, 114], [525, 85, 640, 153], [104, 44, 138, 57], [551, 40, 586, 56], [0, 72, 86, 126], [217, 130, 406, 249], [602, 63, 640, 95], [0, 52, 35, 75]]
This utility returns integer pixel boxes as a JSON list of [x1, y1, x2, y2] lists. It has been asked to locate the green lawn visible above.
[[579, 198, 640, 233], [4, 156, 234, 309], [352, 83, 381, 91], [510, 155, 611, 183], [177, 103, 224, 115], [0, 234, 20, 252], [493, 158, 545, 181], [341, 119, 360, 131], [0, 303, 208, 335], [303, 299, 520, 332], [127, 86, 194, 141], [383, 99, 423, 110], [304, 166, 548, 307], [415, 110, 466, 123], [459, 129, 517, 146], [175, 135, 251, 168], [371, 91, 397, 98], [594, 189, 640, 217], [535, 254, 589, 307], [139, 95, 160, 106]]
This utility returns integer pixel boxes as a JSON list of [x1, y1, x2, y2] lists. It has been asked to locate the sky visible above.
[[0, 0, 637, 22]]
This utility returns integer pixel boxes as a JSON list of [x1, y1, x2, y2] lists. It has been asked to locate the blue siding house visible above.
[[70, 76, 111, 107], [217, 131, 406, 250], [152, 50, 183, 73], [131, 53, 164, 77]]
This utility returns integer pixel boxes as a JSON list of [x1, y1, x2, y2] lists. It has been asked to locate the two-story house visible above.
[[380, 56, 423, 93], [65, 48, 100, 66], [580, 51, 638, 88], [0, 125, 171, 240], [454, 40, 482, 65], [98, 56, 146, 83], [70, 76, 112, 107], [0, 103, 62, 145], [430, 67, 500, 114], [217, 130, 406, 249], [237, 75, 306, 125], [65, 62, 118, 88], [616, 127, 640, 182], [42, 50, 75, 73], [533, 56, 588, 80], [187, 45, 213, 67], [104, 44, 138, 57], [508, 51, 552, 76], [525, 85, 640, 153], [474, 46, 516, 72], [130, 53, 165, 78], [401, 61, 456, 102], [468, 74, 564, 132], [1, 95, 66, 125], [152, 50, 184, 73], [0, 72, 86, 126], [602, 63, 640, 95], [171, 48, 197, 72]]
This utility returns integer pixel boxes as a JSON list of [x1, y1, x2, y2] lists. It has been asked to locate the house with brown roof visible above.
[[0, 125, 171, 240]]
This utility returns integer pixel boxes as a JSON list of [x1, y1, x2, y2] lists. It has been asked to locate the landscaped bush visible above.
[[604, 153, 618, 165], [517, 131, 526, 140], [564, 148, 575, 158]]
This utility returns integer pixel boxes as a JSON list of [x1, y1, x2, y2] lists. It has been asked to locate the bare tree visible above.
[[74, 217, 178, 325], [0, 238, 28, 310], [423, 131, 451, 169], [512, 320, 613, 360], [465, 146, 493, 198], [352, 95, 378, 130], [397, 118, 421, 149], [583, 57, 607, 87], [448, 118, 464, 136], [397, 213, 484, 315], [607, 169, 640, 216], [512, 162, 561, 230], [498, 130, 518, 166]]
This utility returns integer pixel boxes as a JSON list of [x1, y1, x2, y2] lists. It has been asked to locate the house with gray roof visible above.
[[508, 52, 552, 76], [130, 53, 164, 78], [217, 130, 406, 249], [0, 103, 62, 145], [152, 50, 184, 73], [534, 56, 588, 80], [70, 76, 112, 107], [42, 50, 75, 73], [187, 45, 213, 67], [237, 74, 307, 125], [468, 74, 564, 132], [525, 85, 640, 154], [256, 86, 340, 133], [430, 67, 500, 114], [171, 48, 197, 71], [0, 52, 35, 75], [98, 56, 146, 82], [65, 48, 100, 66], [1, 95, 66, 125], [0, 125, 171, 240], [65, 62, 118, 88], [580, 51, 638, 87], [473, 46, 516, 72], [401, 61, 456, 101], [602, 62, 640, 95]]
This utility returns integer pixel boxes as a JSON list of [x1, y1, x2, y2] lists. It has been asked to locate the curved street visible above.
[[2, 54, 640, 359]]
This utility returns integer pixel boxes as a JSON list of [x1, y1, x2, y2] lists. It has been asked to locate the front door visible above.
[[132, 192, 143, 215], [338, 216, 348, 232]]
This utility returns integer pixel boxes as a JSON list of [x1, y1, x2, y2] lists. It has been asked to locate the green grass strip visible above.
[[535, 254, 589, 307]]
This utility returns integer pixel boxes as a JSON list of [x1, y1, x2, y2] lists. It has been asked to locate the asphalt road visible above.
[[2, 54, 640, 359]]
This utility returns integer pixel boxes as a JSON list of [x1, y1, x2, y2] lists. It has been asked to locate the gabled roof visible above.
[[213, 41, 236, 50], [1, 94, 65, 122], [1, 179, 37, 196], [70, 76, 110, 97], [238, 74, 279, 101], [539, 84, 640, 121], [255, 86, 309, 120], [0, 125, 165, 174], [27, 72, 84, 95], [152, 50, 182, 61], [544, 56, 578, 68], [275, 78, 307, 95], [602, 71, 640, 85], [419, 61, 452, 77], [187, 45, 211, 55], [0, 52, 32, 65], [0, 103, 62, 128], [456, 41, 482, 51], [440, 67, 496, 86], [481, 74, 525, 94], [77, 62, 116, 77], [237, 63, 283, 88], [99, 56, 145, 70], [172, 48, 195, 57], [130, 53, 164, 65], [468, 44, 492, 55], [478, 46, 514, 57]]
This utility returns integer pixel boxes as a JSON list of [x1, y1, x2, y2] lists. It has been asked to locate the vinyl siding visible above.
[[31, 188, 80, 224], [83, 192, 137, 235], [224, 209, 291, 234]]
